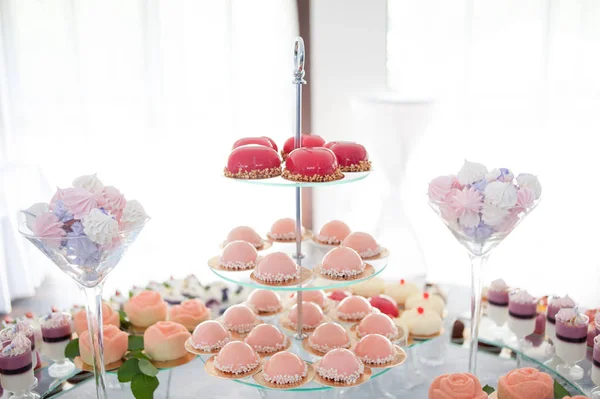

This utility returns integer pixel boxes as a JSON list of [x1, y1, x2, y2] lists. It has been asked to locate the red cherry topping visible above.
[[233, 137, 276, 150], [25, 312, 34, 318], [423, 293, 430, 299], [400, 279, 405, 285], [282, 134, 326, 156], [417, 307, 425, 315]]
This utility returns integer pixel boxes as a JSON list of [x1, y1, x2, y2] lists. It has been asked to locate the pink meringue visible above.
[[516, 187, 535, 209], [428, 175, 457, 202], [60, 187, 98, 219], [31, 212, 65, 246], [98, 186, 126, 220], [450, 188, 483, 227]]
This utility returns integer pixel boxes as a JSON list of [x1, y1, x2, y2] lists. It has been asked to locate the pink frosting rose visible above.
[[497, 368, 553, 399], [32, 212, 65, 247], [79, 325, 127, 365], [98, 186, 126, 221], [144, 321, 191, 361], [428, 175, 458, 202], [124, 291, 168, 327], [169, 299, 210, 331], [73, 302, 120, 336], [60, 187, 98, 219], [429, 373, 488, 399]]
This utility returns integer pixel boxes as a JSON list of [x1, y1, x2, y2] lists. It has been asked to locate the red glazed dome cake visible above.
[[342, 232, 381, 259], [308, 322, 351, 353], [289, 301, 324, 330], [317, 348, 365, 384], [219, 240, 259, 270], [354, 334, 395, 365], [223, 226, 263, 249], [336, 295, 373, 321], [191, 320, 231, 352], [262, 352, 308, 385], [357, 313, 399, 340], [281, 134, 326, 160], [247, 289, 282, 314], [222, 304, 257, 334], [321, 247, 365, 279], [325, 141, 371, 172], [267, 217, 303, 241], [253, 252, 299, 283], [316, 220, 351, 245], [282, 148, 343, 182], [232, 136, 277, 151], [214, 341, 260, 375], [224, 145, 281, 179], [244, 324, 286, 354]]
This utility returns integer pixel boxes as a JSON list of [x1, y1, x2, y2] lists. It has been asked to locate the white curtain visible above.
[[0, 0, 299, 312], [388, 0, 600, 305]]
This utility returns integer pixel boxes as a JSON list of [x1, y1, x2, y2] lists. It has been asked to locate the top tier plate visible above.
[[224, 171, 370, 188]]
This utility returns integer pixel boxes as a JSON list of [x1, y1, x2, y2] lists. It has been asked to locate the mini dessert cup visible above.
[[505, 291, 537, 356], [486, 279, 510, 340], [591, 336, 600, 398], [554, 309, 588, 380], [39, 312, 75, 378], [0, 322, 37, 367], [0, 335, 39, 399], [546, 295, 576, 343]]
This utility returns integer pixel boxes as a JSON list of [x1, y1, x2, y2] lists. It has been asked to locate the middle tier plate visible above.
[[223, 171, 370, 188]]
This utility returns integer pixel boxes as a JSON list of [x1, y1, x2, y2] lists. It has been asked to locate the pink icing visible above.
[[449, 188, 482, 219], [337, 296, 372, 320], [428, 175, 457, 202], [341, 232, 379, 257], [358, 313, 398, 339], [98, 186, 126, 220], [244, 324, 285, 353], [225, 226, 262, 247], [191, 321, 231, 351], [516, 187, 535, 209], [247, 290, 281, 313], [214, 341, 259, 374], [289, 302, 324, 329], [497, 368, 553, 399], [322, 247, 364, 278], [60, 187, 98, 219], [291, 290, 327, 308], [220, 241, 258, 270], [222, 305, 256, 333], [318, 220, 351, 244], [428, 373, 488, 399], [254, 252, 298, 283], [354, 334, 395, 364], [49, 188, 68, 208], [318, 348, 364, 384], [169, 299, 210, 331], [263, 352, 307, 385], [308, 322, 350, 353], [268, 218, 299, 240], [31, 212, 65, 244]]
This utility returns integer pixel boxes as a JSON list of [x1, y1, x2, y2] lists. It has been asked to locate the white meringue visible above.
[[459, 212, 480, 228], [73, 174, 104, 194], [484, 181, 517, 208], [485, 168, 502, 182], [481, 204, 509, 226], [516, 173, 542, 199], [490, 279, 508, 291], [121, 200, 149, 229], [457, 160, 488, 186], [83, 208, 119, 244], [23, 202, 50, 230]]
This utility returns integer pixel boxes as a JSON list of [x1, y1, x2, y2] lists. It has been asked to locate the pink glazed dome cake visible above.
[[289, 302, 324, 330], [354, 334, 395, 365], [191, 321, 231, 352], [244, 324, 286, 354], [214, 341, 260, 375], [357, 313, 399, 340], [336, 295, 373, 321], [222, 305, 257, 334], [267, 218, 304, 241], [223, 226, 263, 248], [291, 290, 327, 309], [321, 247, 365, 279], [317, 348, 365, 384], [219, 241, 259, 270], [262, 352, 308, 385], [253, 252, 299, 283], [341, 232, 380, 259], [316, 220, 351, 245], [247, 290, 282, 314], [308, 322, 350, 353]]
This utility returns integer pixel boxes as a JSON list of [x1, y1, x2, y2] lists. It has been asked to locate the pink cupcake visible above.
[[291, 290, 327, 309], [224, 226, 263, 248], [289, 302, 324, 330], [219, 241, 259, 270], [316, 220, 351, 245], [253, 252, 299, 283], [244, 324, 286, 354], [263, 352, 308, 385], [308, 322, 350, 353], [124, 291, 168, 327], [497, 367, 553, 399], [429, 373, 488, 399], [336, 295, 372, 321], [222, 305, 257, 334], [267, 218, 303, 241], [247, 290, 282, 314], [144, 321, 191, 361], [214, 341, 260, 374], [73, 302, 120, 335], [191, 320, 231, 352], [317, 348, 364, 384], [79, 325, 127, 366], [354, 334, 395, 365], [321, 247, 365, 279], [341, 232, 381, 259], [169, 299, 211, 331], [357, 313, 399, 340]]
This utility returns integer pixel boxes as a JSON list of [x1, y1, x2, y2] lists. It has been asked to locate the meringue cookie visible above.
[[99, 186, 127, 220], [484, 181, 517, 208], [481, 204, 509, 226], [516, 187, 535, 209], [516, 173, 542, 199], [428, 175, 456, 202], [53, 200, 73, 223], [457, 160, 487, 186], [23, 202, 50, 230], [486, 168, 514, 183], [32, 212, 66, 246], [459, 212, 480, 228], [73, 174, 104, 194], [61, 187, 98, 219], [49, 187, 68, 208], [121, 200, 149, 229], [83, 208, 119, 245]]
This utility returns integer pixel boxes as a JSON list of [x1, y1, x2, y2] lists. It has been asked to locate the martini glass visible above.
[[428, 197, 540, 374], [19, 217, 149, 399]]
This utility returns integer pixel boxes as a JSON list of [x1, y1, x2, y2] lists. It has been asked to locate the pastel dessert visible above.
[[350, 276, 385, 298], [308, 322, 351, 353], [124, 290, 168, 327], [0, 322, 36, 365], [144, 321, 191, 362], [282, 147, 343, 182], [316, 220, 351, 245], [267, 218, 304, 241], [222, 305, 257, 334], [428, 373, 488, 399], [262, 351, 307, 385], [327, 290, 351, 302], [369, 295, 399, 318], [497, 367, 553, 399], [73, 302, 120, 335], [383, 279, 421, 306], [341, 232, 381, 259], [588, 312, 600, 348], [399, 307, 443, 337], [534, 312, 546, 335], [253, 252, 299, 283], [405, 293, 445, 317], [592, 336, 600, 387], [232, 136, 277, 151], [289, 302, 324, 330], [291, 290, 327, 309], [486, 279, 509, 327], [244, 324, 286, 354], [554, 308, 588, 367], [354, 334, 395, 365], [0, 334, 35, 393], [321, 247, 365, 279], [224, 145, 282, 179], [546, 295, 576, 341], [358, 313, 399, 340], [219, 240, 259, 270], [191, 320, 231, 352], [247, 289, 282, 314], [336, 295, 373, 321], [79, 325, 127, 365], [223, 226, 263, 249], [281, 134, 326, 160], [40, 312, 72, 361], [317, 348, 365, 384], [169, 299, 211, 331], [214, 341, 260, 374], [325, 141, 371, 172], [507, 290, 537, 339]]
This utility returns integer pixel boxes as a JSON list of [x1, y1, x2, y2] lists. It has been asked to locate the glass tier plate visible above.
[[223, 171, 370, 188]]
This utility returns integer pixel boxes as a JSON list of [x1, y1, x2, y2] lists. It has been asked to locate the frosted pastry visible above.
[[224, 145, 282, 179], [247, 290, 282, 314], [384, 279, 421, 306], [354, 334, 395, 365], [350, 277, 385, 298], [253, 252, 299, 283], [358, 313, 399, 340], [341, 232, 381, 259], [79, 325, 127, 366], [317, 348, 364, 384], [222, 305, 257, 334], [289, 302, 324, 330], [405, 293, 445, 316], [223, 226, 263, 248], [281, 134, 326, 160], [262, 352, 307, 385], [124, 290, 168, 327], [321, 247, 365, 279], [497, 367, 553, 399], [214, 341, 260, 374], [267, 218, 303, 241], [428, 373, 488, 399], [144, 321, 191, 362], [73, 302, 120, 336], [399, 307, 442, 337], [191, 321, 231, 352], [283, 148, 343, 182], [290, 290, 327, 309], [169, 299, 211, 331], [316, 220, 351, 245], [219, 240, 259, 270], [244, 324, 286, 354], [336, 296, 372, 321], [369, 295, 399, 318], [308, 322, 351, 353]]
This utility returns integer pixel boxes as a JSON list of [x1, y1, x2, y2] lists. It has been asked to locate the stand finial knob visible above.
[[293, 37, 306, 84]]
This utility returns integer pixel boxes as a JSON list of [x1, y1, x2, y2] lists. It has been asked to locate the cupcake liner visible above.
[[266, 229, 313, 244], [184, 337, 223, 356], [219, 240, 272, 252], [204, 355, 264, 380], [250, 267, 312, 287], [207, 256, 257, 272], [312, 361, 372, 388], [74, 356, 123, 372], [253, 363, 315, 390], [253, 337, 291, 358], [150, 351, 197, 369], [356, 345, 407, 369], [313, 263, 374, 282]]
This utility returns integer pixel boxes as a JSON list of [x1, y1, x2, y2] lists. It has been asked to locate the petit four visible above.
[[588, 313, 600, 348], [222, 305, 257, 334], [191, 321, 231, 352], [354, 334, 395, 365], [358, 313, 399, 340], [214, 341, 260, 375], [232, 136, 277, 151], [291, 290, 327, 309], [369, 295, 399, 318], [253, 252, 299, 283], [282, 148, 343, 182], [399, 307, 442, 337], [40, 312, 72, 361], [73, 302, 120, 336], [289, 302, 324, 330], [244, 324, 286, 354], [497, 367, 553, 399], [219, 240, 259, 270], [0, 334, 35, 393], [79, 325, 127, 366], [336, 295, 373, 321], [144, 321, 191, 362], [262, 352, 307, 385], [223, 226, 263, 249], [317, 348, 365, 384], [316, 220, 351, 245], [554, 308, 588, 371], [281, 134, 326, 160], [247, 290, 282, 314], [308, 322, 351, 353], [428, 373, 488, 399], [486, 279, 509, 327], [341, 232, 380, 259], [325, 142, 371, 172], [383, 279, 421, 306], [327, 290, 351, 302], [124, 290, 168, 328], [592, 336, 600, 388], [405, 293, 445, 317], [546, 295, 575, 341], [0, 322, 37, 365], [224, 145, 282, 179], [267, 218, 304, 241], [350, 277, 385, 298], [321, 247, 365, 279], [507, 290, 537, 339], [169, 299, 211, 331]]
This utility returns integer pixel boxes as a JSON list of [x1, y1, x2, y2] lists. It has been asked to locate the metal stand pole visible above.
[[292, 37, 307, 340]]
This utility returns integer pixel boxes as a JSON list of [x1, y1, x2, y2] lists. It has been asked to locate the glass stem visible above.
[[468, 253, 489, 375], [81, 285, 108, 399]]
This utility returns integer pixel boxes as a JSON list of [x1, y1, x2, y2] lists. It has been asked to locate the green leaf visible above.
[[131, 374, 159, 399], [126, 349, 151, 361], [64, 338, 80, 359], [119, 310, 131, 329], [163, 282, 171, 288], [138, 358, 158, 377], [117, 358, 140, 383], [553, 380, 570, 399], [129, 290, 134, 299], [482, 385, 495, 394], [128, 335, 144, 351]]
